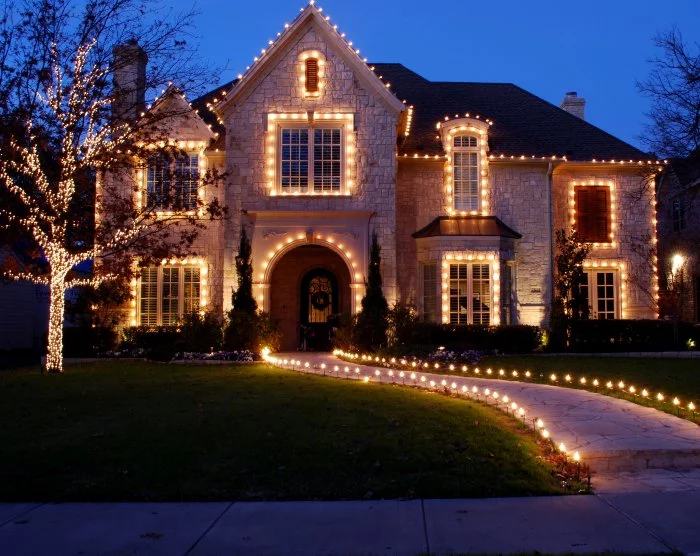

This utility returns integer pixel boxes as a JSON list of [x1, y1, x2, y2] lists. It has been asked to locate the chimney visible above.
[[560, 91, 585, 120], [112, 40, 147, 122]]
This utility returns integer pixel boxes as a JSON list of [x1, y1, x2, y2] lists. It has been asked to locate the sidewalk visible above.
[[3, 481, 700, 555]]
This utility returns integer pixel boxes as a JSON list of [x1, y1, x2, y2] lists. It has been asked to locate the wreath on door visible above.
[[311, 291, 330, 311]]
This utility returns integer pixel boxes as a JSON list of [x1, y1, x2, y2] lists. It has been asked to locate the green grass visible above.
[[0, 361, 567, 502], [417, 355, 700, 421]]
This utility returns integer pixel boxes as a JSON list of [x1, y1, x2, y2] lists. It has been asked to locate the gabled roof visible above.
[[667, 150, 700, 189], [213, 4, 405, 116], [372, 63, 648, 162], [412, 216, 522, 239], [148, 85, 216, 142]]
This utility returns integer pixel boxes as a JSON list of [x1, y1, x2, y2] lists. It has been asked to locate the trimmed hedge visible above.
[[63, 327, 118, 357], [568, 319, 698, 352], [400, 324, 542, 354]]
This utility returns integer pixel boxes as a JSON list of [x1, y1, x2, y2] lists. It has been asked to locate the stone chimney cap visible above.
[[566, 91, 578, 97]]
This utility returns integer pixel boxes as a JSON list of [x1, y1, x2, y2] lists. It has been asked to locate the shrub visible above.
[[568, 319, 698, 352], [223, 311, 281, 353], [63, 326, 118, 357], [120, 326, 180, 361], [354, 233, 388, 350], [387, 303, 420, 348], [405, 324, 542, 354], [180, 311, 223, 353]]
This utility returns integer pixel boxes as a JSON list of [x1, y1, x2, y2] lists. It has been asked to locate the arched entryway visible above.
[[269, 245, 352, 351]]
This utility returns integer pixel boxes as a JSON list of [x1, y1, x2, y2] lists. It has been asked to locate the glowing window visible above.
[[453, 135, 479, 212], [449, 263, 490, 324], [139, 266, 201, 326]]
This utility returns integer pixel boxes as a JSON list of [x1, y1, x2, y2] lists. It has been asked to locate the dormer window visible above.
[[453, 135, 479, 212], [305, 58, 319, 93]]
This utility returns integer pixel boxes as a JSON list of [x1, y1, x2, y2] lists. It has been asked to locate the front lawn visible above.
[[0, 362, 566, 501]]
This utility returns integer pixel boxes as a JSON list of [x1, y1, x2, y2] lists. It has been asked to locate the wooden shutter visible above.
[[305, 58, 319, 93], [575, 186, 610, 243]]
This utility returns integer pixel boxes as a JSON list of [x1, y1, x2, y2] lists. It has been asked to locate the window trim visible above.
[[579, 268, 619, 320], [131, 258, 208, 327], [440, 252, 501, 325], [452, 134, 480, 213], [266, 112, 355, 196]]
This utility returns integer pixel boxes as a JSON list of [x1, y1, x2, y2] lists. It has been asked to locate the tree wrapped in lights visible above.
[[0, 0, 224, 373]]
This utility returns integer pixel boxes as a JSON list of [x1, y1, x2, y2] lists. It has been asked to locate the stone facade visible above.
[[112, 4, 659, 343]]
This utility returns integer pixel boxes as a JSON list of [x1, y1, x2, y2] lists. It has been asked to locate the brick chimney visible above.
[[560, 91, 585, 120], [112, 40, 147, 121]]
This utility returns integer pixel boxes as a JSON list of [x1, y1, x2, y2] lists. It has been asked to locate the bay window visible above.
[[449, 263, 491, 325]]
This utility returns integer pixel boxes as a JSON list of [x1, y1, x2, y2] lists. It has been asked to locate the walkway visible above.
[[271, 352, 700, 473]]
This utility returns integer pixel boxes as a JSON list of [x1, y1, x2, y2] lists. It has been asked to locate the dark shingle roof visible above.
[[412, 216, 522, 239], [373, 63, 647, 161], [192, 63, 648, 161]]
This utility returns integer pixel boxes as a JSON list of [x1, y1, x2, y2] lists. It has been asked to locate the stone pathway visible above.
[[271, 352, 700, 473]]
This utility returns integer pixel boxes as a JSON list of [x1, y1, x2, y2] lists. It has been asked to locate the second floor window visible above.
[[453, 135, 479, 212], [575, 185, 611, 243], [280, 126, 342, 193], [147, 154, 199, 211]]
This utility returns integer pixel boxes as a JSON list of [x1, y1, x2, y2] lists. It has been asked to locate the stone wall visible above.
[[221, 21, 401, 310]]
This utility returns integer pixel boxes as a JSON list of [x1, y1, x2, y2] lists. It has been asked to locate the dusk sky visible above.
[[179, 0, 700, 152]]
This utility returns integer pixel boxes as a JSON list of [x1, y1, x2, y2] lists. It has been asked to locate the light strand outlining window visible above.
[[453, 135, 479, 212], [146, 154, 199, 211], [449, 263, 490, 324]]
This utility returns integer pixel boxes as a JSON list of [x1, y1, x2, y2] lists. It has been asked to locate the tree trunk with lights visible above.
[[46, 270, 68, 373]]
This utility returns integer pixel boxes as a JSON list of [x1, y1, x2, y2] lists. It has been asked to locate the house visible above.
[[657, 151, 700, 323], [108, 3, 660, 351]]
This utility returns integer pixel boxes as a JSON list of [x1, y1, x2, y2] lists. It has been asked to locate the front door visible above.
[[300, 269, 338, 351]]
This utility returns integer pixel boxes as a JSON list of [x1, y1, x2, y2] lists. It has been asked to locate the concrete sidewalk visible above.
[[271, 352, 700, 473], [3, 477, 700, 556]]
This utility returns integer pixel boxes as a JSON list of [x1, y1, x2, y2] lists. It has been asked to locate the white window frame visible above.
[[580, 269, 619, 320], [275, 122, 345, 195], [452, 134, 480, 212], [138, 266, 202, 326], [266, 113, 355, 197], [448, 262, 492, 325]]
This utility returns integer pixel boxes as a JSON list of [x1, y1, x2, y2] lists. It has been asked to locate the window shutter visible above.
[[305, 58, 319, 93], [575, 186, 610, 243]]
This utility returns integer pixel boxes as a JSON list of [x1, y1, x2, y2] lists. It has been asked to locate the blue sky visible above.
[[179, 0, 700, 151]]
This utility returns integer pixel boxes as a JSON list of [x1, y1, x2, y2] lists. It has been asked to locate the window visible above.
[[139, 266, 201, 326], [579, 270, 617, 319], [421, 263, 437, 322], [575, 186, 610, 243], [453, 135, 479, 212], [449, 263, 491, 324], [146, 154, 199, 211], [500, 263, 515, 325], [672, 198, 685, 232], [305, 58, 319, 93], [279, 126, 342, 193]]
